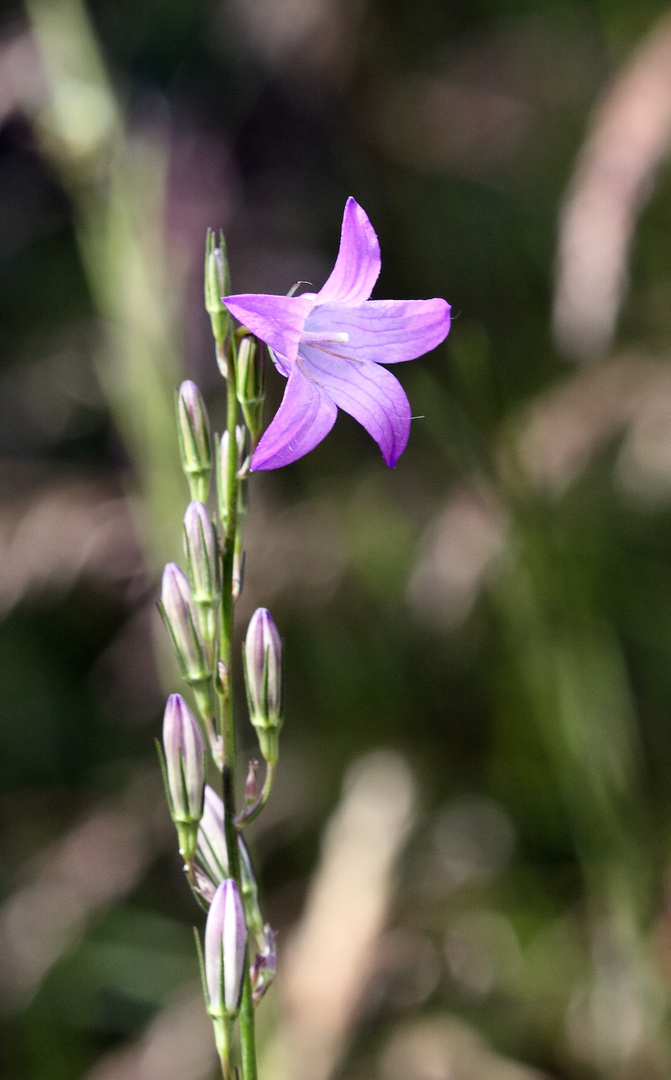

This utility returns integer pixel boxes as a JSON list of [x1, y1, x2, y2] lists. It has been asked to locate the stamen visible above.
[[301, 342, 363, 365]]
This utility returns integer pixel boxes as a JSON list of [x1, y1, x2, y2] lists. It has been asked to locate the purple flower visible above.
[[223, 197, 451, 470]]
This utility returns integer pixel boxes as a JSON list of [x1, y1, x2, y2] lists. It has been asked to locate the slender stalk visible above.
[[239, 965, 258, 1080], [219, 334, 242, 872], [217, 334, 258, 1080]]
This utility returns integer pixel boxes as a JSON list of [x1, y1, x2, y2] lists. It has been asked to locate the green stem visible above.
[[219, 333, 241, 877], [217, 334, 258, 1080], [239, 964, 258, 1080]]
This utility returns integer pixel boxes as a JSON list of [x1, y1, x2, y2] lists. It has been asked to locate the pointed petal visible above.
[[315, 198, 381, 305], [251, 363, 337, 470], [223, 294, 313, 364], [301, 347, 411, 466], [306, 298, 450, 363]]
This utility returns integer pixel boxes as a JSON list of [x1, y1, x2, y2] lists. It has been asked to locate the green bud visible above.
[[205, 228, 230, 346], [243, 607, 283, 765], [177, 381, 212, 502], [183, 501, 221, 647], [236, 336, 265, 439], [216, 426, 249, 529]]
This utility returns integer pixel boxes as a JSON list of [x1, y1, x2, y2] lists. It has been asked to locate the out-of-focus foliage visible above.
[[2, 0, 671, 1078]]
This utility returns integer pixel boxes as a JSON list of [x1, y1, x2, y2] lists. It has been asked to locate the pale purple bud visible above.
[[204, 879, 247, 1018], [243, 608, 283, 763], [177, 381, 212, 502], [163, 694, 205, 823], [197, 786, 261, 929], [183, 502, 220, 646], [251, 924, 277, 1005], [160, 563, 212, 684], [197, 785, 229, 884]]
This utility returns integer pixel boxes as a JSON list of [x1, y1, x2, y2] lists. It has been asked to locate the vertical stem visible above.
[[239, 966, 258, 1080], [218, 335, 258, 1080], [220, 335, 240, 883]]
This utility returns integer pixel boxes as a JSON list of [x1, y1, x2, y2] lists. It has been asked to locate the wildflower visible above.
[[223, 197, 451, 469]]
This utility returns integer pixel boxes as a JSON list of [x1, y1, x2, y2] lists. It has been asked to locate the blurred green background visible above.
[[2, 0, 671, 1077]]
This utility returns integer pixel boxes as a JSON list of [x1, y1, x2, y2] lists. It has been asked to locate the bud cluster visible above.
[[157, 229, 279, 1078]]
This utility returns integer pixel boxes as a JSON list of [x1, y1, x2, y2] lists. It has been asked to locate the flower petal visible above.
[[315, 197, 381, 305], [251, 363, 337, 470], [223, 293, 314, 365], [300, 346, 411, 466], [306, 297, 450, 363]]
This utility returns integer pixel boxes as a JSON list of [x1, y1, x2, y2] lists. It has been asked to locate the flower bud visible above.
[[205, 228, 230, 347], [236, 336, 265, 439], [196, 786, 263, 932], [177, 381, 212, 503], [162, 694, 205, 860], [204, 879, 247, 1019], [217, 426, 249, 529], [251, 924, 277, 1005], [183, 502, 220, 647], [160, 564, 213, 717], [243, 608, 283, 765], [197, 784, 229, 885]]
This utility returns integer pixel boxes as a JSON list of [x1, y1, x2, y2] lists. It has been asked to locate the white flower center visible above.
[[300, 330, 349, 346]]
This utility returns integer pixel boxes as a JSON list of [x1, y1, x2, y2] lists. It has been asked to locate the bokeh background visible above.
[[2, 0, 671, 1077]]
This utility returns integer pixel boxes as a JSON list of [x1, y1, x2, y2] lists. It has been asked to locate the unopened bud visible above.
[[183, 502, 221, 647], [217, 426, 249, 529], [243, 608, 283, 765], [204, 879, 247, 1020], [197, 784, 229, 885], [245, 760, 259, 805], [251, 924, 277, 1005], [196, 786, 263, 931], [236, 336, 265, 439], [205, 229, 230, 346], [177, 381, 212, 502], [162, 694, 205, 860], [160, 564, 213, 718]]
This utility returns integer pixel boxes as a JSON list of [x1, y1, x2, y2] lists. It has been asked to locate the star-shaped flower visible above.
[[223, 197, 451, 470]]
